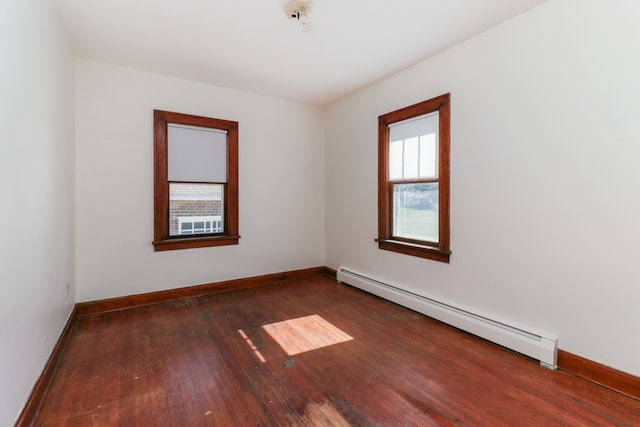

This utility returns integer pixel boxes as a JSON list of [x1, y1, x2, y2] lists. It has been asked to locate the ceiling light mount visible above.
[[285, 0, 313, 29]]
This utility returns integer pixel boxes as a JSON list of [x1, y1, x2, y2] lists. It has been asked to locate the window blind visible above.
[[168, 123, 228, 183]]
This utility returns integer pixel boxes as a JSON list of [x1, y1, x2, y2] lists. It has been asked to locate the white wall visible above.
[[325, 0, 640, 377], [75, 60, 325, 302], [0, 0, 75, 424]]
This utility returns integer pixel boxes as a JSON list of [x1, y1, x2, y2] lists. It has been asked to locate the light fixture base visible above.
[[285, 0, 313, 25]]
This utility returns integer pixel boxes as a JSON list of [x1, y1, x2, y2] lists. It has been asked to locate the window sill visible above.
[[153, 235, 240, 251], [376, 238, 450, 263]]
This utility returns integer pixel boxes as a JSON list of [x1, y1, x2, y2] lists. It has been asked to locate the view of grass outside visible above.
[[393, 182, 439, 242], [394, 207, 438, 242]]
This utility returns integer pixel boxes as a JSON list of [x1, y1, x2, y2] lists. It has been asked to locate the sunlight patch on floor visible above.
[[262, 315, 353, 356]]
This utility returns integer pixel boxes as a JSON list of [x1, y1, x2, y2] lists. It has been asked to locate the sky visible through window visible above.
[[389, 133, 437, 180]]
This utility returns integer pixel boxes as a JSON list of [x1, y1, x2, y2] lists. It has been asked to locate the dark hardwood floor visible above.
[[33, 276, 640, 426]]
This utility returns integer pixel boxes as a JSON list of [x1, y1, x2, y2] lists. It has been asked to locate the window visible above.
[[153, 110, 239, 251], [377, 94, 450, 262]]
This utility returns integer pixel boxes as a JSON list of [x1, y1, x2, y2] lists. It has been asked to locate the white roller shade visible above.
[[168, 123, 228, 183], [389, 111, 439, 142]]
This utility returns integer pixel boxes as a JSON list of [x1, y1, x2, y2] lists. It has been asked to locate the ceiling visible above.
[[55, 0, 548, 106]]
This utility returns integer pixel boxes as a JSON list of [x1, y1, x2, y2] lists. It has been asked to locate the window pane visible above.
[[169, 183, 224, 236], [419, 133, 437, 178], [393, 182, 439, 242], [388, 112, 439, 181], [403, 137, 419, 179], [389, 139, 403, 180]]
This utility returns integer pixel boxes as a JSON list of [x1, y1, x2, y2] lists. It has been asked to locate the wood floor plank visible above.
[[33, 276, 640, 426]]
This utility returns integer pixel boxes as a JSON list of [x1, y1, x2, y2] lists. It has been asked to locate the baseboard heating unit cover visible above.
[[336, 267, 558, 368]]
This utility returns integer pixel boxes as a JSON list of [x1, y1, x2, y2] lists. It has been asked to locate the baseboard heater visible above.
[[336, 267, 558, 369]]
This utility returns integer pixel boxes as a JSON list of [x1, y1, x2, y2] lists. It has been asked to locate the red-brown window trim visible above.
[[152, 110, 239, 251], [377, 94, 451, 262]]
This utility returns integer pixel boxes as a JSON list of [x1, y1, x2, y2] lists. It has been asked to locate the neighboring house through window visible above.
[[153, 110, 239, 251], [377, 93, 451, 262]]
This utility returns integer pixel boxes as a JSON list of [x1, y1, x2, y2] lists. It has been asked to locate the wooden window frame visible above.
[[377, 94, 451, 263], [152, 110, 239, 251]]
